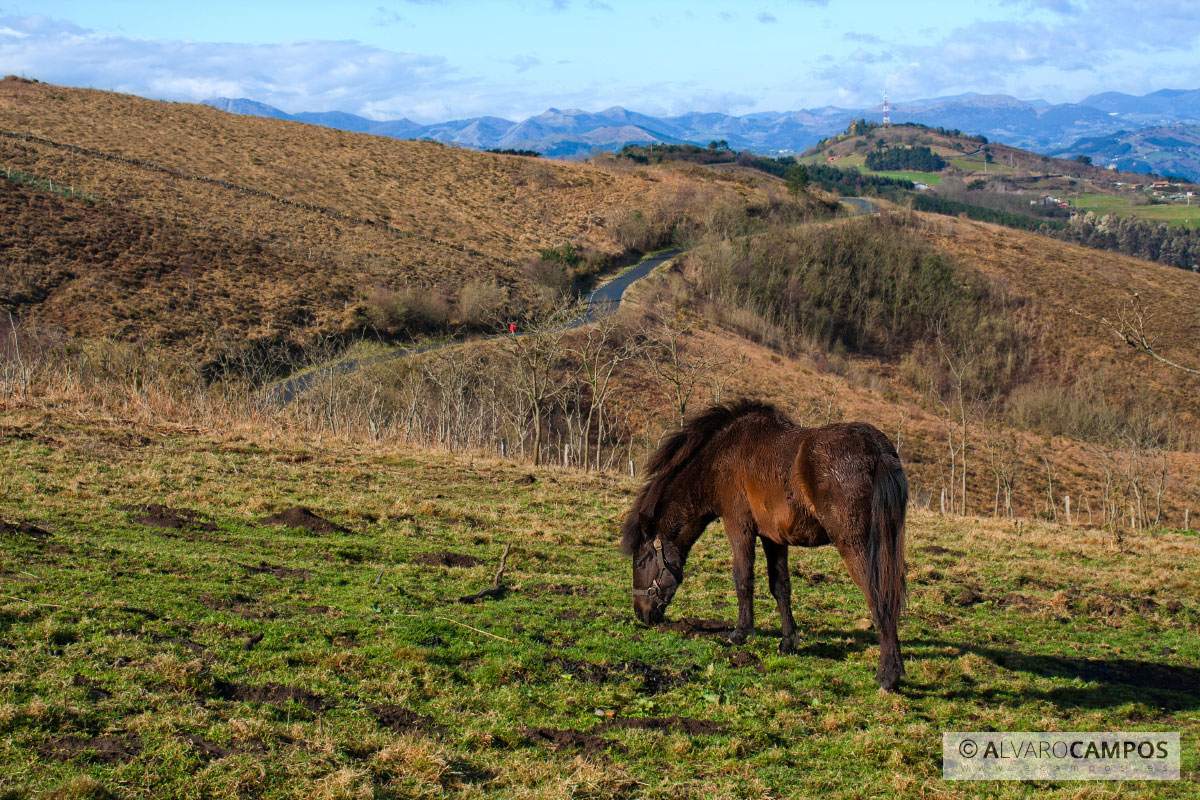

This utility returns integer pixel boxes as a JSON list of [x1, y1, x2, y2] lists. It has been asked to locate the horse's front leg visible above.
[[761, 538, 798, 654], [726, 516, 756, 645]]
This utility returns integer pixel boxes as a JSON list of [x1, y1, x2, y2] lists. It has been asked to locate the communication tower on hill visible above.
[[882, 90, 891, 127]]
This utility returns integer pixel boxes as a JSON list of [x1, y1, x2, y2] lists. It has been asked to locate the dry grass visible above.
[[0, 80, 776, 360], [916, 211, 1200, 427]]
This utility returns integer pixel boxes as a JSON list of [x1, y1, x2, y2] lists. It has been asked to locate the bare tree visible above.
[[504, 302, 578, 464], [927, 333, 977, 516], [640, 311, 729, 426], [1097, 293, 1200, 375], [983, 423, 1021, 519], [567, 311, 642, 471]]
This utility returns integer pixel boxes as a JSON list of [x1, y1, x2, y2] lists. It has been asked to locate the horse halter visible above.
[[631, 537, 675, 603]]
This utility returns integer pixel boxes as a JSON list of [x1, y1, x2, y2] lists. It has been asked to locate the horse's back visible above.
[[793, 422, 900, 535]]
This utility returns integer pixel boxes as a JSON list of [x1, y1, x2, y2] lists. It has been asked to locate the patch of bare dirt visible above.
[[117, 504, 216, 532], [1000, 592, 1039, 612], [791, 566, 833, 584], [596, 716, 728, 735], [655, 617, 734, 639], [242, 561, 312, 580], [146, 632, 205, 653], [258, 507, 350, 534], [551, 656, 695, 695], [529, 583, 597, 597], [212, 680, 329, 711], [198, 592, 276, 620], [412, 550, 484, 568], [38, 732, 141, 764], [0, 519, 51, 540], [728, 650, 762, 669], [369, 704, 447, 736], [183, 734, 233, 762], [954, 588, 985, 607], [520, 726, 620, 757]]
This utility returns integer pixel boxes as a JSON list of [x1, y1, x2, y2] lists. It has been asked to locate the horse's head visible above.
[[630, 520, 683, 624]]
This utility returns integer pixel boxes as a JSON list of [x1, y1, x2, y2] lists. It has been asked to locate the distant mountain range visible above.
[[1052, 124, 1200, 181], [203, 88, 1200, 179]]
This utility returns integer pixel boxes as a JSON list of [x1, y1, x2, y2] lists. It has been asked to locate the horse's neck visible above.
[[659, 493, 716, 564]]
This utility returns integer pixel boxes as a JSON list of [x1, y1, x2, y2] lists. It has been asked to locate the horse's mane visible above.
[[620, 399, 790, 555]]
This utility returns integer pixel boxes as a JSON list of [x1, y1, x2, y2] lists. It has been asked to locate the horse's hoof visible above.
[[876, 670, 902, 692], [726, 629, 752, 646], [778, 636, 798, 655]]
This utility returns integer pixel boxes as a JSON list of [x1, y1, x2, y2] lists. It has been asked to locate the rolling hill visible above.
[[0, 78, 787, 365]]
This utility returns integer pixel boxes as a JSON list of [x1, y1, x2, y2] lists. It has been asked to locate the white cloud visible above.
[[0, 13, 465, 120], [809, 1, 1200, 106]]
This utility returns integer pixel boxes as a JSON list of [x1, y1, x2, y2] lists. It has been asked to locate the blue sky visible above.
[[2, 1, 1199, 122]]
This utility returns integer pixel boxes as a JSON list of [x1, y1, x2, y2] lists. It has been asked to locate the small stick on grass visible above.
[[458, 543, 511, 604], [399, 614, 515, 644]]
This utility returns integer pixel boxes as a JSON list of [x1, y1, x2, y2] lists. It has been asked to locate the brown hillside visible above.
[[917, 211, 1200, 427], [0, 80, 778, 359]]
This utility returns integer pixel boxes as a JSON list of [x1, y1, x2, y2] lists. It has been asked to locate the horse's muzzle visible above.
[[634, 603, 665, 625]]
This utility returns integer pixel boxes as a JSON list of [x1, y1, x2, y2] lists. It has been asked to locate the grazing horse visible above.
[[620, 399, 909, 691]]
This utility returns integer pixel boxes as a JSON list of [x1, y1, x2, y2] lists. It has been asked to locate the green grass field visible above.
[[862, 169, 943, 185], [2, 412, 1198, 798], [803, 155, 944, 186], [948, 158, 1016, 174], [1075, 193, 1200, 227]]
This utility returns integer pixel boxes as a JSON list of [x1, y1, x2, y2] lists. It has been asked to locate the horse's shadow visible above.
[[782, 628, 1200, 711]]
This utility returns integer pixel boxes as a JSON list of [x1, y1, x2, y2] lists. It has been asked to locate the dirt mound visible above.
[[369, 704, 447, 736], [0, 519, 51, 540], [550, 656, 694, 695], [242, 561, 312, 580], [412, 550, 484, 568], [521, 726, 620, 757], [198, 592, 276, 620], [183, 735, 232, 762], [954, 588, 985, 607], [118, 504, 217, 532], [258, 507, 350, 534], [39, 733, 141, 764], [146, 632, 205, 653], [728, 651, 762, 669], [655, 617, 734, 639], [597, 716, 728, 735], [212, 680, 328, 711], [792, 567, 833, 584]]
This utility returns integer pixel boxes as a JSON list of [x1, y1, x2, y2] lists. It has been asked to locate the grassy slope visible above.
[[1075, 193, 1200, 227], [1, 406, 1197, 799], [0, 80, 769, 358]]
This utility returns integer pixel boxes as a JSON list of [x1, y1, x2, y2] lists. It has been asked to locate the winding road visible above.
[[265, 197, 876, 405]]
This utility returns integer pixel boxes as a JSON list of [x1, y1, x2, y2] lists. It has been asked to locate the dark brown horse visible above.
[[621, 399, 909, 690]]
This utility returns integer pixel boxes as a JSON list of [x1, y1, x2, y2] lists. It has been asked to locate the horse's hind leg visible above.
[[831, 536, 904, 691], [761, 538, 798, 654]]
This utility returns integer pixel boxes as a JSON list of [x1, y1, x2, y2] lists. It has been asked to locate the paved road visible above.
[[265, 198, 876, 405]]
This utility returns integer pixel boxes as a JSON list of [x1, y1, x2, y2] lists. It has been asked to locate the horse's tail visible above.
[[867, 456, 908, 646]]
